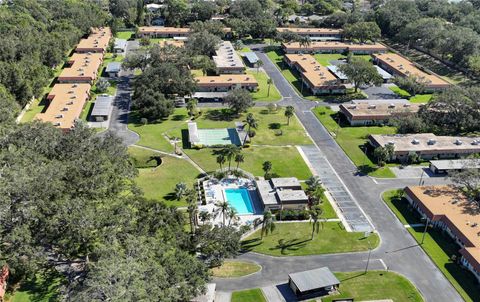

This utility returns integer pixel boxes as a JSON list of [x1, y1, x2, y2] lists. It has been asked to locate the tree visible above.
[[343, 22, 381, 43], [299, 36, 311, 49], [261, 210, 276, 239], [451, 166, 480, 205], [267, 102, 277, 113], [309, 205, 323, 239], [164, 0, 190, 27], [185, 31, 221, 56], [227, 208, 239, 226], [220, 145, 241, 172], [193, 225, 242, 267], [186, 189, 198, 234], [389, 114, 426, 134], [191, 1, 218, 22], [214, 201, 230, 226], [262, 161, 272, 177], [393, 75, 427, 96], [224, 89, 255, 114], [243, 113, 258, 144], [284, 106, 295, 125], [338, 58, 383, 92], [373, 144, 394, 165], [95, 78, 110, 93], [131, 89, 174, 121], [216, 154, 226, 170], [187, 99, 198, 118], [267, 78, 273, 97], [234, 153, 244, 169], [256, 59, 264, 73], [0, 85, 20, 124], [174, 182, 188, 200], [199, 211, 212, 225]]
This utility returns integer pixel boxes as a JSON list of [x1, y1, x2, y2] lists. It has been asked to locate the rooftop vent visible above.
[[55, 114, 64, 119], [53, 122, 61, 127], [368, 104, 376, 109], [70, 95, 76, 99], [348, 105, 357, 109], [404, 104, 411, 107], [62, 107, 69, 112], [451, 199, 459, 204], [412, 139, 420, 145], [67, 101, 74, 105], [389, 103, 396, 108], [387, 141, 395, 145], [455, 139, 463, 145], [472, 140, 479, 145], [72, 84, 78, 88], [68, 90, 74, 94], [427, 139, 436, 145]]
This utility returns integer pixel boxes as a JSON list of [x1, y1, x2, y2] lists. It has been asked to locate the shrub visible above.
[[275, 129, 283, 136], [192, 144, 204, 149], [140, 117, 148, 125], [269, 122, 281, 129], [275, 209, 309, 220], [248, 129, 256, 138], [242, 143, 251, 148]]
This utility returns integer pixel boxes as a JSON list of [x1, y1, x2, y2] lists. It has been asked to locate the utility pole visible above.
[[418, 169, 425, 186], [364, 232, 372, 274]]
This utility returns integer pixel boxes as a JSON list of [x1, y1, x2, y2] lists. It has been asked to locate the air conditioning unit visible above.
[[368, 104, 376, 109], [62, 107, 69, 111]]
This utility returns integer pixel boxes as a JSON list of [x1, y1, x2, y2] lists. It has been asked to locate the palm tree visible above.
[[262, 161, 272, 178], [234, 153, 244, 170], [243, 113, 258, 145], [256, 59, 264, 73], [199, 211, 211, 225], [285, 105, 295, 125], [299, 36, 311, 50], [214, 200, 230, 226], [305, 176, 321, 192], [227, 207, 239, 226], [174, 182, 188, 201], [267, 78, 273, 97], [261, 210, 276, 239], [221, 145, 241, 172], [186, 189, 198, 234], [216, 154, 226, 170], [309, 205, 323, 239]]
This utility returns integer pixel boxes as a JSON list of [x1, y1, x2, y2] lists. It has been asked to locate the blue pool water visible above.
[[225, 189, 254, 214]]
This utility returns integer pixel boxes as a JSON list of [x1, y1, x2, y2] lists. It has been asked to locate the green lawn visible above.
[[242, 222, 379, 256], [388, 86, 433, 104], [382, 190, 480, 302], [321, 193, 338, 219], [116, 30, 134, 40], [239, 47, 251, 52], [135, 156, 201, 206], [247, 70, 281, 102], [128, 146, 162, 168], [313, 107, 396, 178], [323, 271, 423, 302], [185, 145, 312, 179], [210, 260, 261, 278], [6, 273, 62, 302], [231, 288, 266, 302], [313, 53, 372, 67]]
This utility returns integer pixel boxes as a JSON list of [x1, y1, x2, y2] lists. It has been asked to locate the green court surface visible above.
[[194, 128, 241, 146]]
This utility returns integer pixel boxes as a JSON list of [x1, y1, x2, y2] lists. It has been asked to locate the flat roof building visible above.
[[373, 53, 451, 92], [339, 102, 421, 126], [58, 52, 104, 84], [195, 75, 258, 92], [404, 186, 480, 282], [282, 41, 387, 54], [137, 26, 191, 38], [113, 38, 127, 53], [369, 133, 480, 162], [429, 159, 480, 175], [213, 41, 246, 74], [288, 267, 340, 298], [105, 62, 122, 77], [256, 177, 308, 210], [284, 54, 345, 95], [35, 83, 91, 130], [277, 27, 343, 40], [91, 94, 113, 122], [243, 51, 259, 65], [76, 27, 112, 53]]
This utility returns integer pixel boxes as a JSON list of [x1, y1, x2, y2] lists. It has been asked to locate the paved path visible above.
[[217, 48, 463, 302]]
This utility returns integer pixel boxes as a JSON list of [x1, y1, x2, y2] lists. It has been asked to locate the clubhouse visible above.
[[373, 53, 451, 92], [339, 102, 421, 126], [195, 75, 258, 92], [404, 186, 480, 282], [277, 27, 343, 40], [57, 52, 104, 84], [35, 83, 91, 130], [284, 54, 345, 95], [75, 27, 112, 53], [282, 41, 387, 54], [368, 133, 480, 162], [256, 177, 309, 211]]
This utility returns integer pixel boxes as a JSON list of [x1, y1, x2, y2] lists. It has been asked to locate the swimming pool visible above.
[[224, 188, 254, 214]]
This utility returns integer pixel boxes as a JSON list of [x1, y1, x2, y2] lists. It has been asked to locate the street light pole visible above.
[[364, 232, 372, 274]]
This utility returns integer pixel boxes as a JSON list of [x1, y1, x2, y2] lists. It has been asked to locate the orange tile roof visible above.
[[138, 26, 191, 35], [76, 27, 112, 53], [196, 75, 258, 87], [35, 83, 91, 130], [282, 41, 387, 52], [285, 54, 340, 89], [373, 53, 451, 89], [58, 53, 103, 83], [277, 27, 342, 35], [405, 186, 480, 271]]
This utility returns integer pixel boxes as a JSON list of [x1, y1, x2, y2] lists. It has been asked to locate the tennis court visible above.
[[195, 128, 241, 146]]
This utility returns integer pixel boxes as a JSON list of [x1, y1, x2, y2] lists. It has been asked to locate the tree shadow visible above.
[[13, 270, 62, 302], [271, 238, 309, 255], [205, 108, 237, 121], [172, 114, 186, 121], [240, 238, 263, 252]]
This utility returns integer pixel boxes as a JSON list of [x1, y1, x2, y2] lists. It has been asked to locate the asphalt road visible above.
[[213, 49, 463, 302]]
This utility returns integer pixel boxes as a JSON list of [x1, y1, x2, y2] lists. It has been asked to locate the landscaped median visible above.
[[382, 190, 480, 302], [241, 222, 379, 256], [313, 106, 396, 178], [210, 260, 261, 278]]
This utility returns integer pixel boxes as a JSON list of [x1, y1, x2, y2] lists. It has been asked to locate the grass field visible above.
[[231, 288, 266, 302], [313, 53, 372, 67], [185, 145, 312, 179], [210, 260, 261, 278], [128, 146, 162, 168], [6, 273, 62, 302], [382, 190, 480, 302], [313, 107, 396, 178], [248, 70, 282, 102], [135, 156, 201, 206], [389, 86, 433, 103], [323, 271, 424, 302], [242, 222, 379, 256], [116, 31, 134, 40]]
